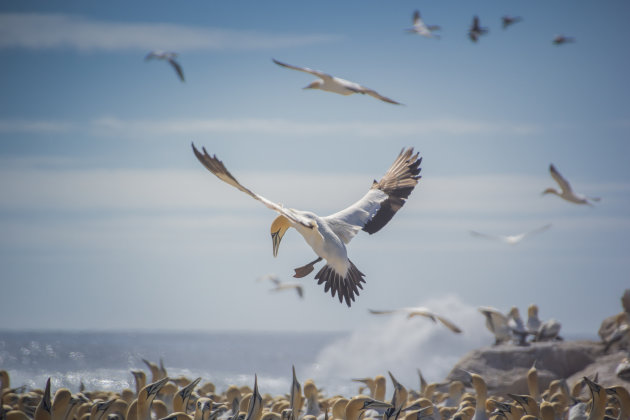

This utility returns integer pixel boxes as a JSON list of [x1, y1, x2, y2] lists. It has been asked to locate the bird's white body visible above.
[[470, 224, 551, 245], [543, 164, 600, 205], [406, 11, 440, 38]]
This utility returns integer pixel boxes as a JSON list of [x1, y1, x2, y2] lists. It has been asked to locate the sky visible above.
[[1, 0, 629, 337]]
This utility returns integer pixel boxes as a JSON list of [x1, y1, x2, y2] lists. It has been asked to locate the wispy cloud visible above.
[[90, 116, 540, 137], [0, 13, 338, 51], [0, 119, 75, 133]]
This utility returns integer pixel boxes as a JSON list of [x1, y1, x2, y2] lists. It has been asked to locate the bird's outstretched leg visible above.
[[293, 257, 323, 278]]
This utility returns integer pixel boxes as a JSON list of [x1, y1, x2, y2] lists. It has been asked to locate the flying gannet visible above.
[[543, 164, 599, 205], [272, 59, 402, 105], [368, 308, 462, 333], [259, 274, 304, 299], [501, 15, 522, 29], [192, 144, 421, 307], [478, 306, 511, 345], [468, 16, 488, 42], [145, 51, 185, 82], [406, 11, 440, 39], [470, 224, 552, 245], [552, 35, 575, 45]]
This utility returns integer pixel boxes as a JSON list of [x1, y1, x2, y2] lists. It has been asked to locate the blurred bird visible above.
[[501, 15, 522, 29], [368, 307, 462, 333], [470, 224, 551, 245], [260, 274, 304, 299], [192, 144, 421, 307], [543, 164, 600, 205], [145, 51, 185, 82], [272, 59, 402, 105], [552, 35, 575, 45], [406, 11, 440, 39], [468, 16, 488, 42], [526, 304, 542, 335], [534, 319, 563, 342], [507, 307, 529, 346], [479, 306, 511, 345]]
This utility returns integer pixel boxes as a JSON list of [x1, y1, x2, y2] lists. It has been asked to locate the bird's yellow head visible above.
[[271, 215, 291, 257]]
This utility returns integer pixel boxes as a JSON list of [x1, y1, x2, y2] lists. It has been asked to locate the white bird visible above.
[[468, 16, 488, 42], [145, 51, 185, 82], [368, 307, 462, 333], [260, 274, 304, 299], [272, 59, 402, 105], [469, 224, 552, 245], [542, 164, 600, 205], [192, 144, 421, 307], [478, 306, 511, 345], [553, 35, 575, 45], [406, 11, 440, 39], [534, 319, 563, 342]]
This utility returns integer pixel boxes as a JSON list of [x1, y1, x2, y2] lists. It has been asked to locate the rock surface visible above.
[[445, 340, 629, 395]]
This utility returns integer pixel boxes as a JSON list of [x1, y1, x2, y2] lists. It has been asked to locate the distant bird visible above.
[[507, 307, 529, 346], [526, 304, 542, 334], [552, 35, 575, 45], [272, 59, 402, 105], [260, 274, 304, 299], [145, 51, 185, 82], [368, 307, 462, 333], [542, 164, 600, 205], [192, 144, 421, 307], [470, 224, 552, 245], [479, 306, 511, 345], [534, 319, 563, 342], [406, 11, 440, 38], [468, 16, 488, 42], [501, 15, 522, 29]]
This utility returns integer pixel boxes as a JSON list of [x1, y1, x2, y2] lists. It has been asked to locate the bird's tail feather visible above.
[[314, 260, 365, 307]]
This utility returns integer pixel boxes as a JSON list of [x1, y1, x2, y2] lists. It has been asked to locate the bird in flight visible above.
[[406, 11, 441, 39], [542, 164, 600, 205], [192, 144, 421, 307], [468, 16, 488, 42], [501, 15, 523, 30], [552, 35, 575, 45], [145, 51, 185, 82], [272, 59, 402, 105], [368, 307, 462, 333], [258, 274, 304, 299], [470, 224, 552, 245]]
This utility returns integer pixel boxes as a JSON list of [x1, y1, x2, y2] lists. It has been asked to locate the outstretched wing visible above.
[[168, 59, 185, 82], [272, 58, 332, 80], [324, 148, 421, 242], [363, 89, 403, 105], [192, 143, 312, 229], [549, 164, 573, 194]]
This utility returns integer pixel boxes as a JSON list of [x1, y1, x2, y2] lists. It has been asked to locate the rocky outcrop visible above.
[[445, 340, 623, 395]]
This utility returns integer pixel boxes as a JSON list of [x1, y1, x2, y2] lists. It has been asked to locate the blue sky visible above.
[[1, 0, 629, 337]]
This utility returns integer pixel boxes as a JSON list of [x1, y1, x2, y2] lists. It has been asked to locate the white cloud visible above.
[[90, 116, 540, 138], [0, 13, 338, 51]]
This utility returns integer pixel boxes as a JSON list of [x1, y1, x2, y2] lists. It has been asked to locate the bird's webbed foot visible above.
[[293, 257, 323, 278]]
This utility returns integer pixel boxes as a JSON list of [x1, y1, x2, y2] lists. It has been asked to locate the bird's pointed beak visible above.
[[271, 216, 290, 258], [272, 230, 283, 257]]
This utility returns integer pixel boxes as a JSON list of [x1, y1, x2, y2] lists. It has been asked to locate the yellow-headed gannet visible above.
[[526, 362, 540, 403], [462, 371, 488, 420], [260, 274, 304, 299], [507, 307, 529, 346], [383, 372, 407, 420], [34, 379, 52, 420], [272, 59, 402, 105], [245, 376, 262, 420], [173, 377, 202, 414], [368, 308, 462, 333], [607, 385, 630, 420], [145, 51, 185, 82], [406, 11, 440, 39], [289, 367, 301, 420], [501, 16, 522, 29], [526, 304, 541, 335], [469, 224, 551, 245], [192, 144, 421, 307], [416, 369, 428, 396], [552, 35, 575, 45], [345, 396, 391, 420], [132, 370, 147, 396], [543, 164, 599, 205], [136, 377, 170, 420], [468, 16, 488, 42], [51, 388, 72, 420], [478, 307, 511, 345], [302, 380, 320, 417]]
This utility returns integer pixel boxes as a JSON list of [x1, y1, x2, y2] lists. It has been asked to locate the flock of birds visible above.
[[1, 354, 629, 420]]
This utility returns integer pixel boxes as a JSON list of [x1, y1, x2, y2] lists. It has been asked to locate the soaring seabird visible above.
[[552, 35, 575, 45], [543, 164, 600, 205], [406, 11, 440, 39], [272, 59, 402, 105], [501, 15, 522, 29], [145, 51, 185, 82], [368, 307, 462, 333], [192, 144, 421, 307], [468, 16, 488, 42], [469, 224, 552, 245], [260, 274, 304, 299]]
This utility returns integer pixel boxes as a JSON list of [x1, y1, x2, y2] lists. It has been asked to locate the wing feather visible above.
[[549, 164, 573, 193], [323, 148, 421, 241], [272, 59, 332, 80], [192, 143, 312, 229]]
